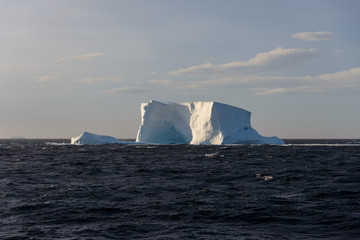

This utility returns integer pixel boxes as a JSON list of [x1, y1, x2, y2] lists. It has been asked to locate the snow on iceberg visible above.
[[136, 100, 284, 145], [71, 132, 124, 145]]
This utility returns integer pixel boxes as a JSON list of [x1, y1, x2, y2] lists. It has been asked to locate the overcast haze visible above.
[[1, 0, 359, 139]]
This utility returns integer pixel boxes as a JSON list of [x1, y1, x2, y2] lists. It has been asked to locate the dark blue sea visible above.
[[1, 139, 359, 239]]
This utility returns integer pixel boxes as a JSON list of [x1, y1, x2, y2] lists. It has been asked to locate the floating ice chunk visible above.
[[71, 132, 124, 145], [136, 100, 284, 145]]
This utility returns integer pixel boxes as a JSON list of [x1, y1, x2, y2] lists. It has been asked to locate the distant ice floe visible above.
[[284, 143, 360, 147], [70, 132, 135, 145], [46, 142, 72, 146]]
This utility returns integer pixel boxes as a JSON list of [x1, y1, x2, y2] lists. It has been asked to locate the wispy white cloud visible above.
[[100, 87, 148, 95], [57, 52, 105, 61], [316, 67, 360, 82], [75, 77, 124, 83], [219, 47, 319, 68], [168, 47, 319, 76], [291, 31, 336, 41], [255, 87, 326, 96], [151, 67, 360, 95], [148, 79, 174, 85], [33, 75, 59, 82]]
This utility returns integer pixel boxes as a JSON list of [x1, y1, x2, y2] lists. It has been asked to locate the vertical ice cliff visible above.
[[136, 100, 284, 145]]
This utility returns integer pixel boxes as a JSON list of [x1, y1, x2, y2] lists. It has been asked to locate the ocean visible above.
[[0, 139, 359, 239]]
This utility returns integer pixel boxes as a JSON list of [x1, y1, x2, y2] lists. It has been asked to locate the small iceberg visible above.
[[71, 132, 126, 145]]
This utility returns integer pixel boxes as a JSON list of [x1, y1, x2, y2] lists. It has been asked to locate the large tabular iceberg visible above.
[[136, 101, 284, 145]]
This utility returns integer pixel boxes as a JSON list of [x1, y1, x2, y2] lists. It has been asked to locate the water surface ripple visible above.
[[0, 139, 359, 239]]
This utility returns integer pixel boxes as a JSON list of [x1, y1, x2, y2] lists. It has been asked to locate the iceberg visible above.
[[70, 101, 284, 145], [71, 132, 124, 145], [136, 100, 284, 145]]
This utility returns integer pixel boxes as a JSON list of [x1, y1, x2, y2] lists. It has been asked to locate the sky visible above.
[[1, 0, 359, 139]]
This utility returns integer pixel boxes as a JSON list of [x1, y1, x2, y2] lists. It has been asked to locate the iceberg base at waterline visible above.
[[70, 101, 284, 145], [71, 132, 128, 145]]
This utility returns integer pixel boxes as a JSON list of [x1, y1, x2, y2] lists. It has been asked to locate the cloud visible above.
[[291, 31, 336, 41], [152, 67, 360, 95], [168, 47, 319, 76], [100, 87, 149, 94], [220, 47, 319, 68], [58, 52, 105, 61], [75, 77, 124, 83], [33, 75, 59, 82], [255, 87, 326, 96], [316, 67, 360, 82], [333, 49, 345, 54], [148, 79, 174, 85]]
